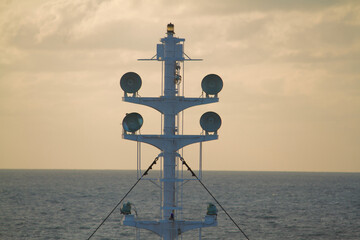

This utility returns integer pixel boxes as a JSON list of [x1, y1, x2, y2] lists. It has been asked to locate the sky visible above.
[[0, 0, 359, 172]]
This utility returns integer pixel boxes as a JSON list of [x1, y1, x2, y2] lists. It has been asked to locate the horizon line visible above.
[[1, 168, 359, 174]]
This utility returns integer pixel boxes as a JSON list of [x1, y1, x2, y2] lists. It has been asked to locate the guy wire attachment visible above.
[[87, 156, 159, 240], [179, 157, 251, 240]]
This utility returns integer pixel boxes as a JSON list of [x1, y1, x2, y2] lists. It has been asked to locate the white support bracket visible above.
[[123, 214, 217, 237], [123, 134, 218, 151], [123, 96, 218, 115]]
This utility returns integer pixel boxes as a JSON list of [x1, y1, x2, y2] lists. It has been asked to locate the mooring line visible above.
[[87, 157, 159, 240], [180, 157, 251, 240]]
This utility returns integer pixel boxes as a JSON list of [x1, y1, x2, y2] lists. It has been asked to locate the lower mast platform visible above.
[[123, 214, 217, 237]]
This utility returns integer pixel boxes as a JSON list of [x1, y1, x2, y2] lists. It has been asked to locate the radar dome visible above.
[[200, 111, 221, 133], [201, 74, 223, 96], [120, 72, 142, 94], [122, 112, 143, 133]]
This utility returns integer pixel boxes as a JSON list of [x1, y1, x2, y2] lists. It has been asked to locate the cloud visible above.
[[176, 0, 354, 16], [1, 0, 109, 48], [0, 0, 359, 171]]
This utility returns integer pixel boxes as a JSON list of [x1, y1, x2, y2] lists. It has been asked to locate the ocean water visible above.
[[0, 170, 359, 240]]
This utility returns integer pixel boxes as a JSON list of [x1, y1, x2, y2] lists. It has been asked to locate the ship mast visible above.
[[120, 23, 223, 240]]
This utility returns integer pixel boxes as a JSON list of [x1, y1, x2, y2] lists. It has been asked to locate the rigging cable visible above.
[[180, 157, 251, 240], [87, 156, 159, 240]]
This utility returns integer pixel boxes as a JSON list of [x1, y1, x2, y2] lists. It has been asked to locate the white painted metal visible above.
[[122, 24, 219, 240]]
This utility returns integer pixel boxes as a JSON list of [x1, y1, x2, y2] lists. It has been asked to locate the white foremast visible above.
[[122, 24, 219, 240]]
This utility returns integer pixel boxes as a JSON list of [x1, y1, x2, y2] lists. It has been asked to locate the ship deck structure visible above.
[[120, 23, 223, 240]]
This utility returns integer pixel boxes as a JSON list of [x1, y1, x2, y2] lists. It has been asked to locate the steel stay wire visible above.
[[87, 157, 159, 240], [87, 155, 250, 239], [180, 157, 251, 240]]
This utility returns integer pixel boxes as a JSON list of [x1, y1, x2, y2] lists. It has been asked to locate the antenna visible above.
[[120, 24, 223, 240]]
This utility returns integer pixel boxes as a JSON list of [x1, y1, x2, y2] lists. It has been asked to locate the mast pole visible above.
[[163, 24, 177, 240]]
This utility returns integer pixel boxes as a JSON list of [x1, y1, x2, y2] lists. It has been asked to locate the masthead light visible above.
[[167, 23, 174, 34]]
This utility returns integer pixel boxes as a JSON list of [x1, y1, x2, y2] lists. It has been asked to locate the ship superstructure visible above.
[[120, 23, 223, 240]]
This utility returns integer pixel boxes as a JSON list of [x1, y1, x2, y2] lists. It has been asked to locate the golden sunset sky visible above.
[[1, 0, 359, 172]]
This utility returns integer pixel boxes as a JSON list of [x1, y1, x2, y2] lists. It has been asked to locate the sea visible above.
[[0, 170, 359, 240]]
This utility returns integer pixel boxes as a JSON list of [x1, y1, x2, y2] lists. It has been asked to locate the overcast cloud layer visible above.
[[1, 0, 359, 171]]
